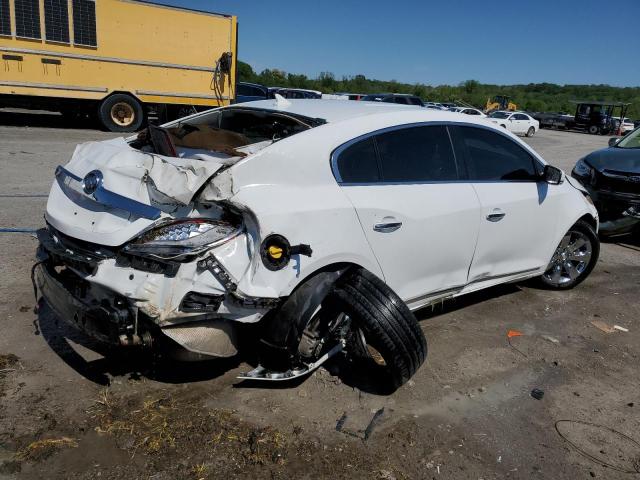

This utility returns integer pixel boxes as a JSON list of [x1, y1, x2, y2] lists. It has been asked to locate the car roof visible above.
[[227, 99, 500, 126], [232, 99, 426, 123]]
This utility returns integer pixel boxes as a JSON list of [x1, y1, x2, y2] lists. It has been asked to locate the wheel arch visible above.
[[99, 90, 144, 104], [578, 212, 598, 232]]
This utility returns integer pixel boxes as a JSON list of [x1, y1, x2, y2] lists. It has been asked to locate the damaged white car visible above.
[[35, 99, 600, 391]]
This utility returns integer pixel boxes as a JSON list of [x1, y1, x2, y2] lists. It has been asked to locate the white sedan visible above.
[[35, 99, 598, 391], [489, 111, 539, 136]]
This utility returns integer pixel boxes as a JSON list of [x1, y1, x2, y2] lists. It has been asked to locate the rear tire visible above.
[[526, 126, 535, 137], [98, 94, 144, 132], [588, 125, 599, 135], [330, 269, 427, 392]]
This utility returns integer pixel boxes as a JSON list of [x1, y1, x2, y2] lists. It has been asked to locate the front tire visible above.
[[98, 94, 144, 132], [539, 220, 599, 289], [588, 125, 600, 135]]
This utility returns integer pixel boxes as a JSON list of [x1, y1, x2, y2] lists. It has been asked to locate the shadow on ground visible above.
[[35, 302, 245, 386], [35, 281, 526, 394]]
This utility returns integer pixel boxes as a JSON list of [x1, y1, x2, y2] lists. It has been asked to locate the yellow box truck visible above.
[[0, 0, 237, 131]]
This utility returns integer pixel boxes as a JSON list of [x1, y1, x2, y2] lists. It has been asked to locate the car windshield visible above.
[[616, 127, 640, 149], [489, 112, 510, 119]]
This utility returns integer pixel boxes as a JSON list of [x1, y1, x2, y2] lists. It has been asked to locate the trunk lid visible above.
[[46, 138, 230, 246]]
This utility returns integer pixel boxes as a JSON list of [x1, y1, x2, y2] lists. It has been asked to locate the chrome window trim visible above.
[[55, 165, 161, 220], [330, 121, 545, 186]]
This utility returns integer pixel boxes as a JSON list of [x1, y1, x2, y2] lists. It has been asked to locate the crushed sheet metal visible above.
[[62, 137, 233, 207], [237, 341, 345, 381]]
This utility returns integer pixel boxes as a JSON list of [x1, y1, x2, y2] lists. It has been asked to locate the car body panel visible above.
[[339, 183, 481, 302]]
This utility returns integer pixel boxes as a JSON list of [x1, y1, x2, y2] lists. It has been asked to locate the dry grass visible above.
[[87, 388, 289, 466], [15, 437, 78, 461]]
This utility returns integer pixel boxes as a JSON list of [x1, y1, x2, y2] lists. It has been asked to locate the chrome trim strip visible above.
[[0, 47, 216, 72], [55, 166, 162, 220], [466, 267, 541, 286], [405, 286, 462, 309], [135, 89, 228, 100], [0, 80, 108, 93], [404, 266, 542, 311]]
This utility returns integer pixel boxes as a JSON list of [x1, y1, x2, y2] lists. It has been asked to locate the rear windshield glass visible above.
[[489, 112, 510, 119], [135, 108, 325, 157]]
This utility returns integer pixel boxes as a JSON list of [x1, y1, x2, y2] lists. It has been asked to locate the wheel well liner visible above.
[[258, 262, 363, 365]]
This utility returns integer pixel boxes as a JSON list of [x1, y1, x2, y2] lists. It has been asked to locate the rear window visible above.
[[334, 137, 380, 183], [135, 107, 324, 158]]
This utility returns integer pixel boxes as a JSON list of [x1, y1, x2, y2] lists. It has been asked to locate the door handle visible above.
[[373, 222, 402, 233], [486, 209, 506, 222]]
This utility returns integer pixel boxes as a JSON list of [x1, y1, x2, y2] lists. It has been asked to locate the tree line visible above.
[[238, 62, 640, 119]]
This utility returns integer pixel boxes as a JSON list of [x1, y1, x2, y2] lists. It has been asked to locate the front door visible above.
[[333, 124, 482, 303], [450, 125, 560, 282]]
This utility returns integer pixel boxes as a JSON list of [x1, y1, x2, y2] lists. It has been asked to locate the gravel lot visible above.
[[0, 110, 639, 479]]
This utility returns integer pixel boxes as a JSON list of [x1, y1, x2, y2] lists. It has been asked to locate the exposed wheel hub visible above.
[[110, 102, 135, 127]]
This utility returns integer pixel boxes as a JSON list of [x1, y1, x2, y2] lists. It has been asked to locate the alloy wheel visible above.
[[543, 230, 593, 286]]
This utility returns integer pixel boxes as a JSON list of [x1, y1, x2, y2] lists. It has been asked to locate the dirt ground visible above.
[[0, 109, 639, 479]]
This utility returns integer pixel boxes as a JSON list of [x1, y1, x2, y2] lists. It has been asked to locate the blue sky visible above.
[[158, 0, 639, 87]]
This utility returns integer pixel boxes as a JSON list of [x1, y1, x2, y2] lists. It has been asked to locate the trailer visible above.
[[0, 0, 237, 131]]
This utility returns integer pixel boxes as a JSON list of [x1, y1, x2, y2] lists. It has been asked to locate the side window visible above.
[[514, 114, 528, 120], [394, 97, 409, 105], [467, 109, 480, 115], [453, 126, 538, 181], [375, 125, 458, 182], [334, 137, 380, 183]]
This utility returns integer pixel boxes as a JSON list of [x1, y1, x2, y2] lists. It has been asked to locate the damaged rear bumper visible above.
[[34, 226, 279, 357], [34, 262, 144, 346]]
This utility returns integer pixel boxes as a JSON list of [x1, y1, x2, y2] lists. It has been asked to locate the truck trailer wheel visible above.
[[98, 94, 144, 132], [331, 269, 427, 392]]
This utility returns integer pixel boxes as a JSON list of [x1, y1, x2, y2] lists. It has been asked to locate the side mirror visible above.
[[608, 137, 620, 147], [543, 165, 563, 185]]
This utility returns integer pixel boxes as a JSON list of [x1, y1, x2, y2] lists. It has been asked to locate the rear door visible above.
[[450, 125, 560, 282], [333, 124, 481, 304]]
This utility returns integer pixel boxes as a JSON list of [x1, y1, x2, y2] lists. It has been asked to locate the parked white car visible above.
[[35, 99, 599, 391], [612, 117, 635, 133], [489, 111, 539, 136], [449, 107, 487, 117]]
